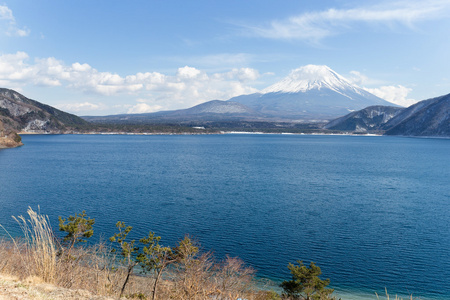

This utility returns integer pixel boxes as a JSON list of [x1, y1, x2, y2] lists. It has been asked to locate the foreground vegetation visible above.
[[0, 208, 417, 300]]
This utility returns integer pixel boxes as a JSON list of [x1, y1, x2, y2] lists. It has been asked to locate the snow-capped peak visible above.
[[261, 65, 360, 94]]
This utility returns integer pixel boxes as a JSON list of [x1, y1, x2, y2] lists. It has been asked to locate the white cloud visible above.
[[176, 66, 203, 79], [0, 51, 261, 114], [347, 70, 386, 86], [0, 52, 33, 81], [56, 102, 105, 112], [245, 0, 450, 42], [348, 71, 369, 86], [35, 77, 61, 87], [0, 5, 14, 20], [346, 69, 418, 107], [14, 28, 29, 37], [0, 5, 30, 37], [127, 103, 164, 114], [364, 85, 418, 107], [215, 68, 260, 82], [72, 62, 92, 72]]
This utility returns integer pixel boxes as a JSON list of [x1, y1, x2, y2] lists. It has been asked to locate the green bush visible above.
[[58, 211, 95, 249], [281, 261, 334, 300]]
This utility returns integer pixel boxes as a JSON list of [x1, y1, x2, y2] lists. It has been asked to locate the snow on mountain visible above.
[[261, 65, 364, 97]]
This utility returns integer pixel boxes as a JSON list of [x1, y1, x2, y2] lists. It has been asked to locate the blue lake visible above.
[[1, 134, 449, 299]]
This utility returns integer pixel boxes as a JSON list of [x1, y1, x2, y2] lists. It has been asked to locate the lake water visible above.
[[1, 134, 449, 299]]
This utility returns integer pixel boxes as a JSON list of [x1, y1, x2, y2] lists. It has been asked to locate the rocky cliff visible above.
[[0, 88, 90, 148], [0, 120, 23, 148], [0, 88, 89, 133]]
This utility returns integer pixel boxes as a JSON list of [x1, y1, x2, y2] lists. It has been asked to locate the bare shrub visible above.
[[214, 255, 256, 299], [171, 252, 215, 300], [169, 239, 259, 300], [56, 242, 122, 296], [0, 238, 28, 276]]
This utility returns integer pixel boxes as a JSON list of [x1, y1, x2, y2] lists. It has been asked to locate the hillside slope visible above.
[[324, 106, 404, 133], [84, 100, 263, 123], [384, 93, 450, 136], [324, 93, 450, 136], [0, 88, 89, 134], [0, 88, 91, 148]]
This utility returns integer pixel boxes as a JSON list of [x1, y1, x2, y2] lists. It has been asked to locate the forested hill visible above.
[[324, 93, 450, 137]]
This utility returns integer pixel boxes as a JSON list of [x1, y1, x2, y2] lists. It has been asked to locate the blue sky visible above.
[[1, 0, 449, 115]]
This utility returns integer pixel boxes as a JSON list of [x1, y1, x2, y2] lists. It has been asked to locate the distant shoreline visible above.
[[17, 131, 383, 136], [18, 131, 450, 138]]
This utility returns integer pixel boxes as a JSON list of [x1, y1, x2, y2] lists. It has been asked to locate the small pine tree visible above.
[[58, 210, 95, 250], [281, 261, 334, 300], [172, 235, 199, 263], [137, 232, 173, 300], [109, 221, 139, 299]]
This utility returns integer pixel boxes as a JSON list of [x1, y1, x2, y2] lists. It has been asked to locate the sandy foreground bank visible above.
[[0, 274, 113, 300]]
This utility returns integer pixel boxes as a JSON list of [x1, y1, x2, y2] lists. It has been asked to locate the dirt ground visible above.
[[0, 274, 114, 300]]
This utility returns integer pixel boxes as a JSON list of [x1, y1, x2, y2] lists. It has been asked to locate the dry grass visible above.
[[0, 208, 279, 299], [0, 208, 124, 297], [12, 207, 58, 283], [376, 288, 418, 300]]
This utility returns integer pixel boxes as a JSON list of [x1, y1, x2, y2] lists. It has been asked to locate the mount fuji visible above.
[[228, 65, 397, 121], [84, 65, 398, 123]]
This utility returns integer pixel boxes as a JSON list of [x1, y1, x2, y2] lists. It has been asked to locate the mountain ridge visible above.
[[227, 65, 397, 121], [324, 93, 450, 136], [384, 93, 450, 136]]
